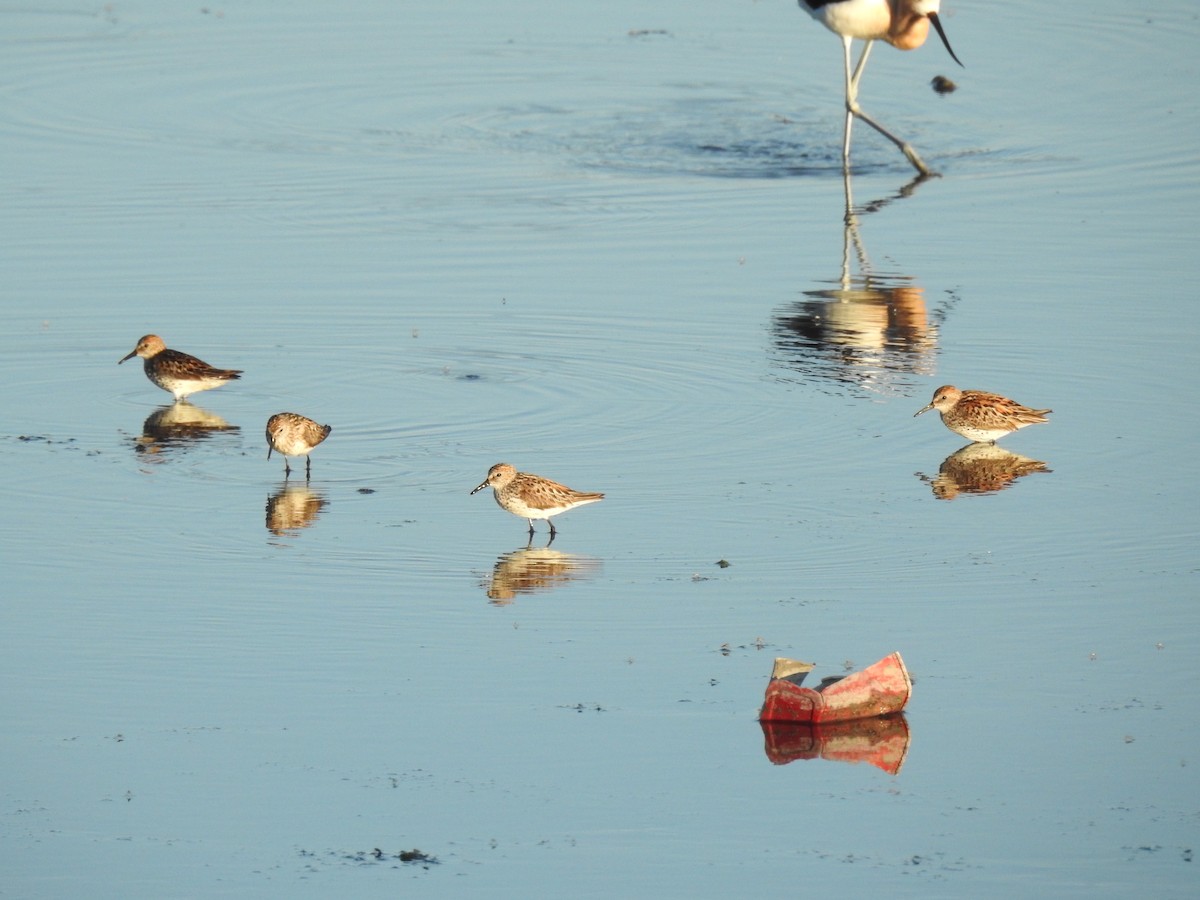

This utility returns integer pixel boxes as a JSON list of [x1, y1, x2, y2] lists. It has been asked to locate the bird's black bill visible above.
[[928, 13, 963, 68]]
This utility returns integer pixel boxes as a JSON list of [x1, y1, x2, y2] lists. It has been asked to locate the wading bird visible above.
[[800, 0, 963, 176]]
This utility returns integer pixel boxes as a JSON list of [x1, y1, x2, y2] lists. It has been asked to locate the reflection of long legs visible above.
[[841, 170, 863, 291], [841, 168, 932, 285], [840, 36, 932, 177], [842, 169, 872, 283]]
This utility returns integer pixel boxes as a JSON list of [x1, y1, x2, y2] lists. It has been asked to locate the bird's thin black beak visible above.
[[928, 13, 963, 68]]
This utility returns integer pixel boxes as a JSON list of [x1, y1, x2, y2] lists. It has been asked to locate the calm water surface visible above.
[[2, 1, 1198, 897]]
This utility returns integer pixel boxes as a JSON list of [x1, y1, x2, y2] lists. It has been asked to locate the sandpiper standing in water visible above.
[[266, 413, 332, 479], [119, 334, 242, 401], [471, 463, 604, 538], [914, 385, 1051, 443]]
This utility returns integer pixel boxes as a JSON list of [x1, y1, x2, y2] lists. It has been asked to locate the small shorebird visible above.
[[471, 463, 604, 538], [266, 412, 332, 478], [799, 0, 963, 176], [119, 334, 242, 401], [914, 385, 1051, 443]]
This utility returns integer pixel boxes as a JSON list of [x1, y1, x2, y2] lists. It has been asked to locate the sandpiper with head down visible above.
[[119, 334, 242, 401], [914, 385, 1051, 444], [266, 412, 332, 478], [471, 463, 604, 538]]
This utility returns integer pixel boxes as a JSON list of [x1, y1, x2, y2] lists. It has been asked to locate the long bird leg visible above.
[[841, 36, 933, 177], [848, 36, 873, 96], [840, 36, 862, 172]]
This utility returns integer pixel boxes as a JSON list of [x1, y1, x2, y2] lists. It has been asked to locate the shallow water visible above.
[[2, 1, 1198, 897]]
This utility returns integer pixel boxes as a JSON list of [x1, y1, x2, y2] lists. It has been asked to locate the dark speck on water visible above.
[[931, 75, 957, 95]]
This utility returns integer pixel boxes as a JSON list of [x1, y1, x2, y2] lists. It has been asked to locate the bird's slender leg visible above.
[[840, 36, 860, 173], [284, 459, 292, 478], [848, 37, 873, 99], [548, 520, 558, 538], [527, 519, 536, 537], [841, 36, 934, 177], [305, 455, 312, 480]]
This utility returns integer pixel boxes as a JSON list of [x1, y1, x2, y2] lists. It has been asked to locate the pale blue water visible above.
[[2, 1, 1198, 897]]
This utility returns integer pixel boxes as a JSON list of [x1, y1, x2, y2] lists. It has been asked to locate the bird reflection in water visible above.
[[771, 173, 948, 394], [918, 442, 1051, 500], [265, 482, 328, 537], [481, 544, 602, 605], [133, 402, 239, 458]]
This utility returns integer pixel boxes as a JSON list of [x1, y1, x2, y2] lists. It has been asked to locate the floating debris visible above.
[[759, 653, 912, 723], [931, 75, 957, 95]]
